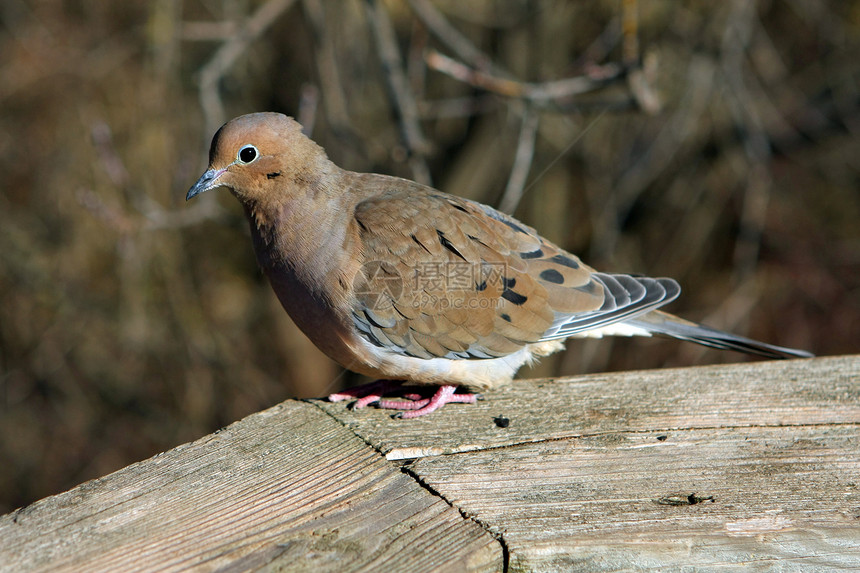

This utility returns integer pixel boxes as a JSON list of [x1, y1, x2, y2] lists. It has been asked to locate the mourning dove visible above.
[[187, 112, 813, 418]]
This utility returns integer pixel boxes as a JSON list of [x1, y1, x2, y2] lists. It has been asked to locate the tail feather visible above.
[[628, 310, 814, 360]]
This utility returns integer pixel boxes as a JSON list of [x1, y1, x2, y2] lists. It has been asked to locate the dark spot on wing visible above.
[[520, 248, 544, 259], [437, 230, 467, 261], [574, 280, 601, 295], [467, 234, 492, 249], [476, 280, 488, 292], [539, 269, 565, 284], [502, 288, 528, 305], [449, 201, 469, 213], [501, 219, 529, 235], [411, 234, 432, 254], [500, 313, 512, 322], [551, 254, 580, 269], [266, 171, 281, 179], [503, 276, 517, 289]]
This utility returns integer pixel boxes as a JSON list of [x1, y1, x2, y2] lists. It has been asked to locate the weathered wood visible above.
[[316, 356, 859, 460], [412, 426, 860, 571], [2, 356, 857, 572], [319, 355, 860, 571], [0, 401, 502, 573]]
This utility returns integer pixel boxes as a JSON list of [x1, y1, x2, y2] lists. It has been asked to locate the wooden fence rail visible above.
[[2, 355, 858, 571]]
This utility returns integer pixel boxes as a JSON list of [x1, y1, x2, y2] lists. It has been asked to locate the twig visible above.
[[76, 188, 134, 234], [425, 49, 623, 105], [407, 0, 508, 76], [721, 0, 772, 283], [91, 121, 130, 189], [196, 0, 299, 138], [621, 0, 661, 114], [365, 0, 432, 185], [498, 106, 539, 214], [297, 83, 320, 136], [87, 121, 225, 232], [138, 195, 225, 230], [626, 52, 661, 115], [526, 108, 608, 202], [576, 16, 623, 69], [301, 0, 352, 133], [590, 57, 714, 261], [407, 16, 429, 100], [77, 185, 225, 232]]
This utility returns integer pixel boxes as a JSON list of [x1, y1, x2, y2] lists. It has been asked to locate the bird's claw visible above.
[[328, 381, 479, 418]]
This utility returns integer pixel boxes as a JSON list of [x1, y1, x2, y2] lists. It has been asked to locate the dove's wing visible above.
[[349, 180, 680, 360]]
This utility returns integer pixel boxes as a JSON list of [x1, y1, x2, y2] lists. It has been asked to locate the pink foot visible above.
[[327, 381, 480, 418], [328, 379, 402, 409], [393, 385, 479, 419]]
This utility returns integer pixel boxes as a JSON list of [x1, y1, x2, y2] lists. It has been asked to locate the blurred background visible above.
[[1, 0, 858, 513]]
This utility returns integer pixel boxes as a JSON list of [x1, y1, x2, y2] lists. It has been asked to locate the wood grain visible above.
[[317, 356, 859, 460], [0, 401, 501, 573], [410, 425, 860, 571], [320, 355, 860, 571]]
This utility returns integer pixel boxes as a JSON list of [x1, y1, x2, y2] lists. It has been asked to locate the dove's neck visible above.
[[242, 163, 361, 306]]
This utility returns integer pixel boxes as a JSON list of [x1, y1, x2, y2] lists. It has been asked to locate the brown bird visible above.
[[187, 112, 812, 418]]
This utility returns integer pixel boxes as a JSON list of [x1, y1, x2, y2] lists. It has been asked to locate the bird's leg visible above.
[[328, 381, 480, 417]]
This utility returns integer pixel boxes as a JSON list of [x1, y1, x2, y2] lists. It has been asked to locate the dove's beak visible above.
[[186, 167, 226, 201]]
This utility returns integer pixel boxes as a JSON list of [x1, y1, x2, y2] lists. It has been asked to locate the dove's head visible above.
[[186, 112, 328, 203]]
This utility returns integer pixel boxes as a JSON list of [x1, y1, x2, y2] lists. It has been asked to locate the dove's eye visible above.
[[237, 145, 258, 164]]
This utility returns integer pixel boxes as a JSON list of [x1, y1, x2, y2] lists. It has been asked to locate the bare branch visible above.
[[196, 0, 299, 137], [627, 52, 661, 115], [139, 196, 225, 230], [407, 0, 508, 76], [365, 0, 432, 185], [302, 0, 352, 133], [721, 0, 772, 282], [498, 106, 539, 214], [425, 50, 624, 105], [297, 83, 320, 136]]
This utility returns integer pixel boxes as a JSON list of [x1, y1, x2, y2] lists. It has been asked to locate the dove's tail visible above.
[[627, 310, 814, 360]]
